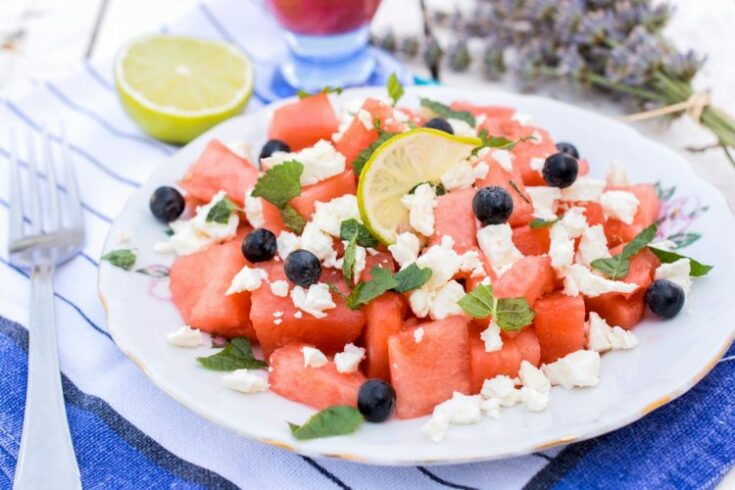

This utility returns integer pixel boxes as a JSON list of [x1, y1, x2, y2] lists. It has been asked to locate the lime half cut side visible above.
[[357, 128, 481, 244], [115, 35, 254, 144]]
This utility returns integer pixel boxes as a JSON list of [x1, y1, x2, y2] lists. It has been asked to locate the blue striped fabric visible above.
[[0, 1, 733, 488]]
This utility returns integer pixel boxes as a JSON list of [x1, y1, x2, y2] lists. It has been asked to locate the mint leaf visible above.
[[327, 282, 348, 300], [393, 264, 432, 293], [197, 338, 267, 371], [280, 204, 305, 233], [591, 224, 658, 279], [288, 406, 363, 440], [347, 267, 399, 309], [296, 86, 343, 99], [101, 249, 137, 271], [252, 160, 303, 209], [648, 247, 713, 277], [164, 227, 174, 236], [508, 180, 531, 204], [352, 132, 397, 175], [458, 284, 495, 318], [419, 98, 475, 126], [386, 73, 404, 106], [473, 129, 531, 155], [135, 264, 170, 278], [342, 238, 358, 283], [620, 223, 658, 259], [206, 196, 237, 224], [340, 219, 378, 248], [529, 217, 560, 229], [495, 298, 535, 331]]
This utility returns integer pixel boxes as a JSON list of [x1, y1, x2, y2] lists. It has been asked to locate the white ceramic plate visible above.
[[99, 86, 735, 465]]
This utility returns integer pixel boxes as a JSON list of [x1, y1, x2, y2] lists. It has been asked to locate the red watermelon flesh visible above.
[[364, 292, 407, 381], [268, 93, 339, 151], [389, 316, 471, 418], [268, 344, 366, 410], [533, 291, 586, 364], [429, 188, 478, 253], [511, 128, 557, 186], [512, 225, 551, 256], [179, 140, 259, 206], [477, 159, 534, 227], [494, 255, 556, 306], [450, 101, 515, 120], [514, 328, 541, 367], [604, 184, 661, 246], [170, 230, 257, 339], [334, 97, 406, 166], [290, 169, 357, 219], [585, 290, 646, 330], [469, 330, 522, 393]]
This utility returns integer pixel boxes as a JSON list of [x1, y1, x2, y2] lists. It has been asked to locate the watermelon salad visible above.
[[110, 79, 713, 443]]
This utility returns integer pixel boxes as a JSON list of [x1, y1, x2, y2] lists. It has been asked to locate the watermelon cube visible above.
[[364, 292, 407, 381], [533, 291, 586, 364], [449, 101, 515, 120], [268, 93, 339, 151], [290, 169, 357, 219], [494, 255, 557, 306], [429, 188, 478, 253], [477, 159, 534, 227], [469, 330, 522, 393], [512, 225, 551, 256], [604, 184, 661, 246]]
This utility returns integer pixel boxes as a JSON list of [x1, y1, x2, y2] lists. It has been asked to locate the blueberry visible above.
[[357, 379, 396, 423], [423, 117, 454, 134], [645, 279, 685, 319], [149, 186, 185, 223], [555, 142, 579, 159], [542, 152, 579, 188], [284, 250, 321, 287], [259, 139, 291, 160], [242, 228, 277, 263], [472, 186, 513, 226]]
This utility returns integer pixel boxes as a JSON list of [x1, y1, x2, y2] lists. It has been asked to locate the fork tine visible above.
[[25, 131, 43, 234], [59, 123, 83, 228], [41, 123, 61, 231], [8, 128, 24, 242]]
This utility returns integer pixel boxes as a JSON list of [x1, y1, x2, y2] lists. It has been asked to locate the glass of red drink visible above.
[[264, 0, 382, 91]]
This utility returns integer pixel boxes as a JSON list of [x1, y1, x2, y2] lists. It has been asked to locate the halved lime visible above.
[[357, 128, 481, 244], [115, 35, 254, 144]]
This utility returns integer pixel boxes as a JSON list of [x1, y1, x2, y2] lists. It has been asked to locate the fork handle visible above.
[[14, 263, 81, 490]]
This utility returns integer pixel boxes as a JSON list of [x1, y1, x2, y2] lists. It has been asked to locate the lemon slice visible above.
[[357, 128, 481, 244], [115, 35, 254, 144]]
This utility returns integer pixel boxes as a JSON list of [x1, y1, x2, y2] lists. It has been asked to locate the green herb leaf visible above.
[[296, 86, 343, 99], [352, 131, 397, 175], [252, 160, 304, 208], [393, 264, 432, 293], [529, 217, 560, 229], [408, 181, 446, 196], [135, 264, 170, 278], [342, 238, 357, 283], [340, 219, 379, 248], [591, 224, 658, 279], [101, 249, 137, 271], [327, 282, 348, 300], [495, 298, 535, 331], [206, 196, 237, 224], [386, 73, 404, 106], [458, 284, 496, 318], [347, 267, 399, 309], [472, 129, 531, 155], [164, 227, 174, 236], [648, 247, 713, 277], [508, 180, 531, 204], [197, 338, 267, 371], [419, 97, 475, 126], [280, 204, 306, 233], [288, 406, 363, 440]]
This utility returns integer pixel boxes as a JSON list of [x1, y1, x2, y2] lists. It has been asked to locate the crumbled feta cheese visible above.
[[322, 251, 343, 269], [269, 280, 290, 298], [476, 224, 524, 277], [356, 109, 373, 130], [586, 312, 639, 352], [441, 162, 476, 191], [576, 224, 611, 267], [519, 361, 551, 393], [414, 327, 425, 343], [526, 186, 562, 220], [388, 232, 421, 269], [529, 157, 545, 176], [294, 311, 303, 319], [352, 244, 367, 283], [542, 350, 601, 389], [311, 195, 361, 236], [191, 191, 240, 241], [273, 310, 284, 318], [473, 161, 490, 181], [302, 346, 328, 368], [225, 141, 251, 159], [409, 288, 432, 318], [601, 190, 640, 225], [459, 249, 485, 278], [334, 343, 366, 373], [300, 222, 334, 261], [291, 283, 336, 318], [221, 369, 269, 393], [428, 280, 465, 320], [606, 161, 630, 187], [563, 264, 639, 297], [549, 224, 575, 276], [422, 392, 485, 441], [276, 231, 301, 260], [560, 176, 605, 202], [480, 321, 503, 352], [530, 130, 543, 145], [480, 397, 502, 418], [415, 236, 463, 289], [262, 140, 345, 186], [274, 318, 283, 325], [655, 258, 692, 295], [421, 417, 450, 442], [520, 387, 549, 412], [167, 325, 203, 347], [153, 241, 175, 254], [226, 266, 268, 295], [244, 191, 265, 228], [511, 112, 534, 126], [447, 118, 477, 137], [558, 207, 588, 239], [490, 149, 514, 173], [401, 183, 437, 236], [480, 375, 522, 407]]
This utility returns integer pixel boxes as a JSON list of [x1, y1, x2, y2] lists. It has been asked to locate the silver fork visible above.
[[8, 125, 84, 490]]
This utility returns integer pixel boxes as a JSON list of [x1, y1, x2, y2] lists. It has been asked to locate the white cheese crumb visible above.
[[519, 361, 551, 393], [529, 157, 545, 176], [446, 118, 477, 137], [414, 327, 425, 343], [601, 190, 640, 225], [520, 387, 550, 412], [221, 369, 269, 394], [300, 222, 335, 261], [244, 191, 265, 228], [480, 375, 522, 407], [441, 162, 476, 191], [273, 310, 284, 318], [421, 417, 450, 442], [356, 109, 373, 130], [476, 223, 524, 277], [262, 140, 345, 186], [558, 207, 588, 239], [291, 283, 336, 319], [542, 350, 601, 389], [511, 112, 534, 126], [409, 288, 432, 318], [480, 321, 503, 352], [401, 183, 437, 237], [459, 249, 486, 278], [549, 224, 575, 277], [311, 195, 361, 237], [276, 231, 301, 260], [576, 224, 611, 267], [563, 264, 639, 297], [427, 280, 465, 320], [530, 131, 543, 145], [294, 311, 303, 319], [422, 392, 483, 441], [606, 161, 630, 187], [414, 236, 462, 289], [526, 186, 561, 221], [191, 190, 240, 241], [226, 266, 268, 295], [334, 343, 366, 373], [388, 232, 420, 269], [167, 325, 203, 347], [560, 176, 605, 202], [473, 161, 490, 181], [586, 312, 639, 352], [274, 318, 283, 325], [269, 280, 290, 298], [655, 258, 692, 295], [302, 346, 328, 368], [490, 149, 514, 173]]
